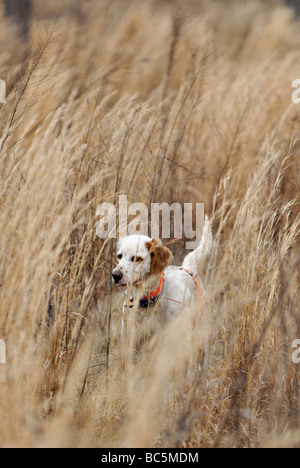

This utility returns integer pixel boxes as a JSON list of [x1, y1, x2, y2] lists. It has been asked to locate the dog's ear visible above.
[[146, 239, 172, 275]]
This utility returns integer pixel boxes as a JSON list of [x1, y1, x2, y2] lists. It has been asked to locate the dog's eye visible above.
[[117, 254, 122, 260], [131, 256, 143, 262]]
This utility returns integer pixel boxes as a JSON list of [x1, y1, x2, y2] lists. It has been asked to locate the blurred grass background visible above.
[[0, 0, 299, 448]]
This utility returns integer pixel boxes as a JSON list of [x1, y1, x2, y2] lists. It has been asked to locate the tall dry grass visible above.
[[0, 0, 299, 448]]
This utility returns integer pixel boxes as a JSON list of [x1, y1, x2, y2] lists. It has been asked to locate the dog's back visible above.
[[159, 215, 212, 321]]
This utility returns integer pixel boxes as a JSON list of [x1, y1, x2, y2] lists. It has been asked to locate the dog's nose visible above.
[[112, 269, 123, 284]]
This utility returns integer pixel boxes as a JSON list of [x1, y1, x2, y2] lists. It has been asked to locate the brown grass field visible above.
[[0, 0, 299, 448]]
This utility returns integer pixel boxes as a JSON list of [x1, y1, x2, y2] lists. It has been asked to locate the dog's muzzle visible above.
[[112, 268, 124, 285]]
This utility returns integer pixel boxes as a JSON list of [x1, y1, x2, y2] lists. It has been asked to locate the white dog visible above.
[[113, 216, 213, 334]]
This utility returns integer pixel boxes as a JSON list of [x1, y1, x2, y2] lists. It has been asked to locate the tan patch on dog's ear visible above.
[[146, 239, 172, 275]]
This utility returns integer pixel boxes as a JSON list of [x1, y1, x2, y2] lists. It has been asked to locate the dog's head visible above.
[[112, 235, 172, 286]]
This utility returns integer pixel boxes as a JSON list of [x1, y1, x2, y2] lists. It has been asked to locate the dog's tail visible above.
[[182, 215, 213, 273]]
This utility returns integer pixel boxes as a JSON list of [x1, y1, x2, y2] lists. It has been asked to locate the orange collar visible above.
[[139, 273, 165, 308], [138, 268, 204, 315]]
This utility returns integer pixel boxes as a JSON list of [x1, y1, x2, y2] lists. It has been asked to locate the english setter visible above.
[[112, 216, 213, 334]]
